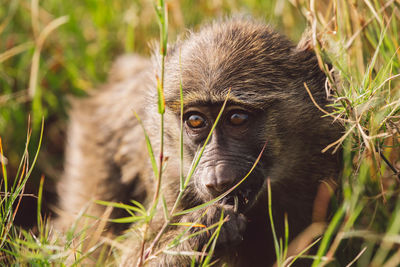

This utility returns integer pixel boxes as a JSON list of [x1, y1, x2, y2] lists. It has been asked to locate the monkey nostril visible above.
[[205, 179, 231, 193], [205, 181, 216, 190], [215, 180, 233, 192]]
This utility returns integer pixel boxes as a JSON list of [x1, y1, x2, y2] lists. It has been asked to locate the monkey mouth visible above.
[[218, 189, 253, 213]]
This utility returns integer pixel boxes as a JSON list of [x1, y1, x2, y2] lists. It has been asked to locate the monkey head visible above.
[[152, 18, 341, 227]]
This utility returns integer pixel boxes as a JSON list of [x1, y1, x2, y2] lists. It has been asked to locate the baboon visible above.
[[57, 17, 342, 266]]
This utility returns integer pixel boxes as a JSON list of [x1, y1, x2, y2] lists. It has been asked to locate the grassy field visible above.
[[1, 0, 400, 265]]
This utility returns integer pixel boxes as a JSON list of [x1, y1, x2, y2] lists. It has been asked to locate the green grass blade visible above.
[[133, 111, 158, 177], [95, 200, 146, 216]]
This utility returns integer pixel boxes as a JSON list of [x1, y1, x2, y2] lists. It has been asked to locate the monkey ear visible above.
[[295, 28, 314, 52]]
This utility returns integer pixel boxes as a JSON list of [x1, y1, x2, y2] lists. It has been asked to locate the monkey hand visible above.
[[182, 204, 247, 250]]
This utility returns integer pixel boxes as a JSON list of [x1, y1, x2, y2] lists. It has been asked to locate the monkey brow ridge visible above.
[[165, 90, 270, 112], [165, 98, 253, 112]]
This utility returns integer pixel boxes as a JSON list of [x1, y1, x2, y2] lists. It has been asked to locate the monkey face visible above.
[[159, 18, 340, 223], [181, 104, 268, 214]]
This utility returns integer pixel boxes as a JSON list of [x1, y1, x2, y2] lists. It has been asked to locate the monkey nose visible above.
[[205, 179, 232, 193], [204, 164, 235, 193]]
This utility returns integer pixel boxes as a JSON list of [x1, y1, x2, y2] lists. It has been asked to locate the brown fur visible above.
[[57, 17, 342, 266]]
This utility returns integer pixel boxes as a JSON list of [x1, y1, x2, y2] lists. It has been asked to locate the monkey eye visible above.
[[186, 113, 207, 129], [228, 111, 249, 126]]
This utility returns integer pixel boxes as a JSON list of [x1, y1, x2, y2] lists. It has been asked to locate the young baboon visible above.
[[57, 17, 342, 266]]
